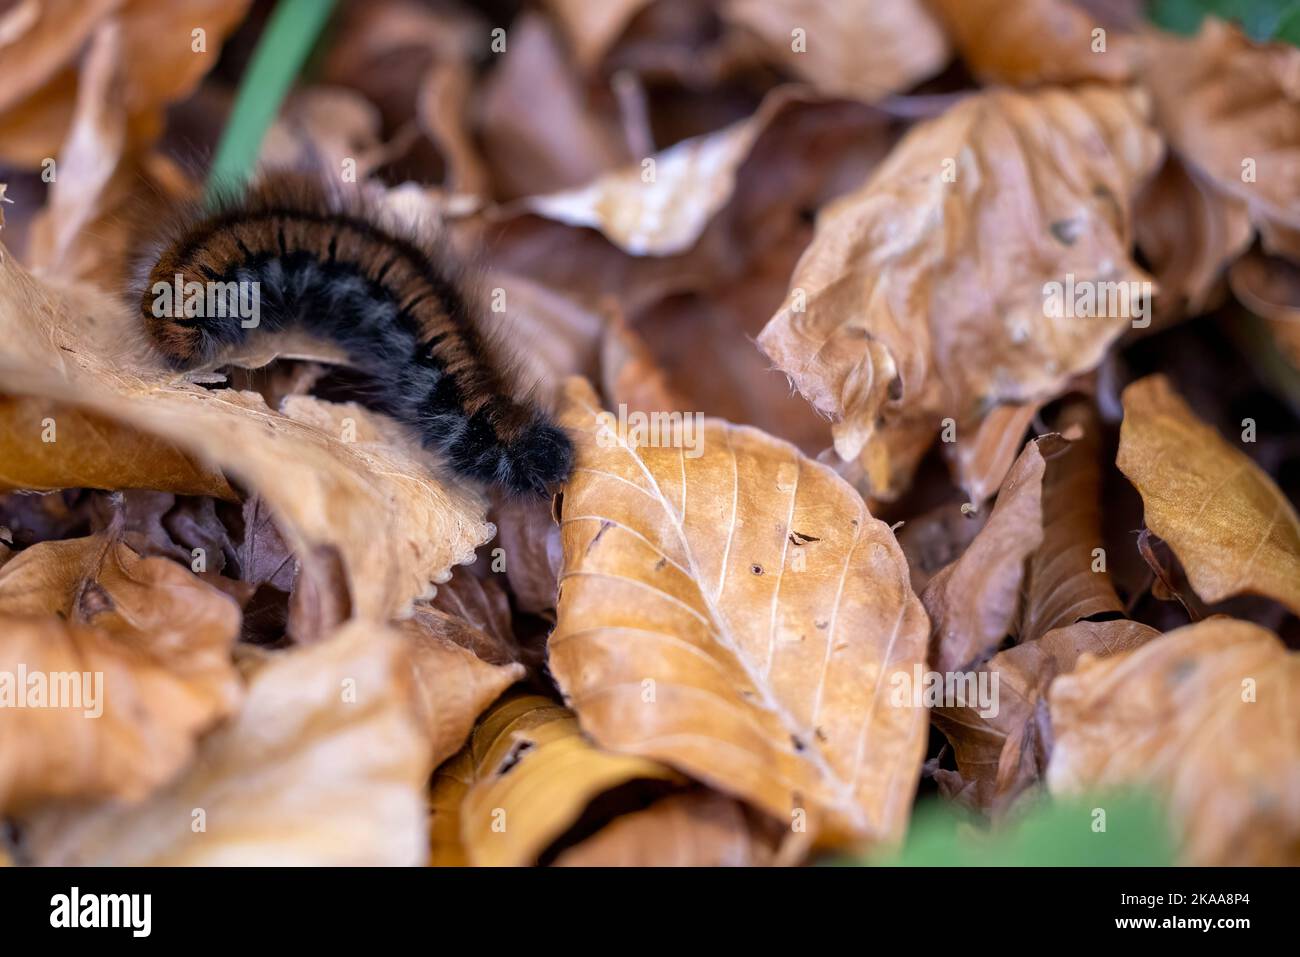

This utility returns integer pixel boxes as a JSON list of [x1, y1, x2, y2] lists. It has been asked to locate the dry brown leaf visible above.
[[397, 603, 525, 768], [0, 0, 115, 117], [722, 0, 948, 102], [24, 20, 124, 279], [923, 439, 1049, 674], [1143, 19, 1300, 251], [1135, 155, 1253, 317], [758, 86, 1161, 499], [476, 13, 630, 200], [629, 245, 839, 458], [543, 0, 655, 71], [428, 747, 473, 866], [947, 402, 1039, 506], [0, 535, 241, 812], [18, 10, 197, 290], [418, 59, 490, 197], [1018, 400, 1122, 643], [600, 306, 687, 413], [549, 377, 929, 847], [897, 502, 988, 597], [519, 87, 826, 257], [0, 393, 233, 497], [933, 618, 1157, 811], [1117, 375, 1300, 615], [0, 251, 493, 622], [491, 496, 563, 616], [554, 791, 777, 866], [475, 95, 894, 324], [427, 693, 679, 866], [931, 0, 1134, 85], [0, 0, 249, 166], [261, 87, 400, 184], [1047, 618, 1300, 865], [24, 621, 430, 865], [427, 570, 516, 655], [1229, 252, 1300, 369], [488, 271, 608, 398]]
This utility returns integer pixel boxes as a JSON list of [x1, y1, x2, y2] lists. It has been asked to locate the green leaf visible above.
[[842, 792, 1177, 867], [204, 0, 339, 207], [1149, 0, 1300, 45]]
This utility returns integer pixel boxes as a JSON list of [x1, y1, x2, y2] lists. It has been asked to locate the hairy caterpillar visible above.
[[137, 173, 572, 497]]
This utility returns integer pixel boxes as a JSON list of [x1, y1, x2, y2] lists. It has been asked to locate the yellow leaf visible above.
[[428, 693, 679, 866]]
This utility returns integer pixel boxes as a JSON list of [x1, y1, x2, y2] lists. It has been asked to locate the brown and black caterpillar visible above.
[[136, 174, 572, 497]]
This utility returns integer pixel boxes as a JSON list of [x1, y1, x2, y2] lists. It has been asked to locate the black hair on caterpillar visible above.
[[136, 172, 572, 498]]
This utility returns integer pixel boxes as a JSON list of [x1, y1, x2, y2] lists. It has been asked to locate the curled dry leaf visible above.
[[933, 618, 1158, 812], [24, 622, 430, 865], [1229, 252, 1300, 370], [1142, 19, 1300, 255], [427, 693, 679, 867], [0, 0, 250, 167], [554, 790, 777, 866], [923, 439, 1049, 675], [396, 605, 526, 769], [1018, 400, 1122, 644], [722, 0, 949, 102], [947, 401, 1039, 506], [1117, 375, 1300, 615], [758, 86, 1161, 498], [0, 251, 494, 621], [520, 87, 813, 257], [549, 377, 929, 847], [1047, 618, 1300, 865], [1134, 155, 1252, 317], [0, 1, 115, 121], [418, 59, 490, 197], [24, 20, 125, 282], [930, 0, 1133, 85], [427, 569, 516, 655], [0, 535, 241, 812], [0, 393, 233, 498], [261, 87, 400, 184]]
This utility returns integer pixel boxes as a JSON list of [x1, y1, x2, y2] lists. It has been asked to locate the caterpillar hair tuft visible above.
[[136, 172, 572, 498]]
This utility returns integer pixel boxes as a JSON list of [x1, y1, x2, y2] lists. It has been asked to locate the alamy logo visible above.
[[0, 665, 102, 718], [888, 665, 1000, 718], [1042, 272, 1151, 329], [50, 887, 151, 937], [152, 273, 261, 328], [595, 404, 705, 459]]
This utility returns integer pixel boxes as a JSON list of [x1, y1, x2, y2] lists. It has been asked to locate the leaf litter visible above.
[[0, 1, 1296, 867]]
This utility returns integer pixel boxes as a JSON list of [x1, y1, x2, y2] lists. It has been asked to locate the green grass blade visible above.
[[204, 0, 339, 206]]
